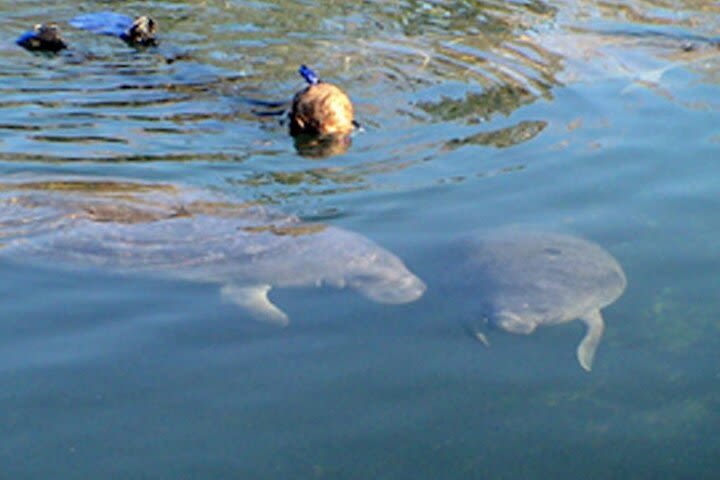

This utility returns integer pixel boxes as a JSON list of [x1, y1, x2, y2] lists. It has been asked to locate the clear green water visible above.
[[1, 1, 719, 478]]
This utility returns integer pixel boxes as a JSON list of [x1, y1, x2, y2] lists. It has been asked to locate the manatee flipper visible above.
[[220, 284, 289, 326], [463, 323, 490, 347], [473, 330, 490, 347], [577, 309, 605, 372]]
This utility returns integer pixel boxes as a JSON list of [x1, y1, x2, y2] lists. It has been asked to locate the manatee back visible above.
[[458, 228, 627, 325]]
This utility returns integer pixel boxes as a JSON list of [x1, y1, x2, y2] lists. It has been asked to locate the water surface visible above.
[[1, 0, 719, 478]]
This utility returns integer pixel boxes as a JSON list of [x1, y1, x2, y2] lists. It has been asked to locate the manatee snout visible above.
[[351, 270, 426, 304], [493, 311, 537, 334]]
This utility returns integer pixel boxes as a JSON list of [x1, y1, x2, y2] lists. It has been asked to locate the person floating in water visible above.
[[16, 23, 67, 52], [290, 65, 355, 136], [69, 12, 158, 47], [119, 16, 157, 47], [288, 65, 357, 157], [16, 12, 158, 53]]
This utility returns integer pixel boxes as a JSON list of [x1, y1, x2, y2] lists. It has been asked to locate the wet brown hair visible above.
[[289, 82, 354, 136]]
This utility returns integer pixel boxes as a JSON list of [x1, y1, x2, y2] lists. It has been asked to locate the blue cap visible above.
[[299, 65, 320, 85], [16, 31, 36, 46]]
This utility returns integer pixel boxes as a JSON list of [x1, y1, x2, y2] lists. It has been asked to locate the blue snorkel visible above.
[[299, 65, 320, 85]]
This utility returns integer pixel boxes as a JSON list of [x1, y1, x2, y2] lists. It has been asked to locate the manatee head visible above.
[[345, 247, 426, 304], [492, 311, 537, 335], [288, 225, 425, 305], [239, 220, 425, 305]]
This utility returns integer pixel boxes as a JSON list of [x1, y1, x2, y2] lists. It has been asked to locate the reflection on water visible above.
[[0, 0, 719, 477], [292, 131, 353, 158], [443, 119, 547, 150], [415, 84, 537, 123], [0, 0, 716, 201], [2, 1, 715, 157]]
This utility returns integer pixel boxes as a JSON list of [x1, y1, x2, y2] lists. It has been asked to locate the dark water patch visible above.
[[30, 135, 129, 145], [55, 94, 194, 109], [0, 123, 44, 131], [443, 120, 548, 150], [0, 152, 249, 163], [416, 85, 538, 123]]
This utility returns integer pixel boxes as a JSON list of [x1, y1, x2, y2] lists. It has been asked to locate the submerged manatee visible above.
[[525, 29, 720, 94], [0, 178, 425, 324], [458, 228, 626, 371]]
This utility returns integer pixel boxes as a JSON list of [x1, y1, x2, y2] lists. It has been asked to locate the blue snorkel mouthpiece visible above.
[[299, 65, 320, 85]]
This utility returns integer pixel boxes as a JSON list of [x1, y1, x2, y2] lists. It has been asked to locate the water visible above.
[[1, 0, 719, 478]]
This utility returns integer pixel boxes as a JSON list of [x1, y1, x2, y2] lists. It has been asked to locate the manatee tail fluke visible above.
[[463, 323, 490, 347]]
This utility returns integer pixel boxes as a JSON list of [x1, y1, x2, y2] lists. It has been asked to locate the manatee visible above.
[[457, 228, 627, 371], [524, 29, 720, 94], [0, 178, 425, 325]]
